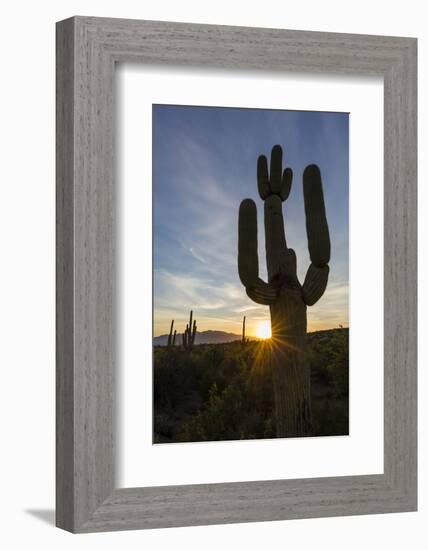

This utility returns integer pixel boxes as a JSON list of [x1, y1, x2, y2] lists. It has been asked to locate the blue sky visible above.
[[153, 104, 349, 336]]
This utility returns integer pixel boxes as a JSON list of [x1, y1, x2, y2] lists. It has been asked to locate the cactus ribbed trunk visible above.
[[270, 288, 311, 436], [263, 192, 313, 436]]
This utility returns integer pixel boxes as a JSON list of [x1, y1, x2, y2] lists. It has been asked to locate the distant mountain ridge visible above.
[[153, 326, 348, 347], [154, 329, 257, 346]]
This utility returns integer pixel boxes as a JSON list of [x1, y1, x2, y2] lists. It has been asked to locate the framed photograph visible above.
[[150, 105, 349, 444], [56, 16, 417, 532]]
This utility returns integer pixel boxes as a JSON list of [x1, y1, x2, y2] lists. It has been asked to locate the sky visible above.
[[153, 104, 349, 337]]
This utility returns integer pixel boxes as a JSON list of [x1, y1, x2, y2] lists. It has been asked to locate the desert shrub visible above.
[[308, 329, 349, 397], [154, 330, 349, 442]]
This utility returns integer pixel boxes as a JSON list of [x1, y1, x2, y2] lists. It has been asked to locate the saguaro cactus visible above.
[[182, 310, 197, 350], [238, 145, 330, 437], [241, 316, 248, 347], [167, 320, 175, 347]]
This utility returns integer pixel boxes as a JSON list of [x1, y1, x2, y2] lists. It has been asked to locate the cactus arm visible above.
[[280, 167, 293, 201], [303, 164, 330, 266], [172, 330, 176, 346], [302, 264, 329, 306], [257, 155, 270, 200], [246, 278, 278, 305], [302, 164, 330, 306], [238, 199, 278, 302], [238, 199, 259, 287]]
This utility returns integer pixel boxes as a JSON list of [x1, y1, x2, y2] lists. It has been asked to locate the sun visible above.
[[255, 320, 272, 340]]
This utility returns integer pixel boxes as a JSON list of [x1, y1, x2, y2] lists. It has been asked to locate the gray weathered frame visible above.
[[56, 16, 417, 533]]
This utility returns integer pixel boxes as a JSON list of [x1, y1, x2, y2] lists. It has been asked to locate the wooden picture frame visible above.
[[56, 16, 417, 533]]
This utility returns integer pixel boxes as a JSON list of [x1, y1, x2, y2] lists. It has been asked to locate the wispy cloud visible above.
[[153, 105, 349, 336]]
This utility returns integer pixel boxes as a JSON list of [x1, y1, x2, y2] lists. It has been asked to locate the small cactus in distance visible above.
[[167, 320, 175, 346], [182, 310, 197, 350], [241, 316, 248, 347]]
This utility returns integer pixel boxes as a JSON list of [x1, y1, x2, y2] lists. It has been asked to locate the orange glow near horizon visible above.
[[153, 315, 348, 337], [255, 320, 272, 340]]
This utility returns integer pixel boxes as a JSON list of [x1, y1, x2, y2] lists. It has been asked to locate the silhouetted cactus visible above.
[[238, 145, 330, 437], [167, 320, 175, 347], [182, 310, 197, 350], [241, 316, 248, 347]]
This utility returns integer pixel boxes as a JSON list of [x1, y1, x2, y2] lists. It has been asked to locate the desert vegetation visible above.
[[153, 327, 348, 443]]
